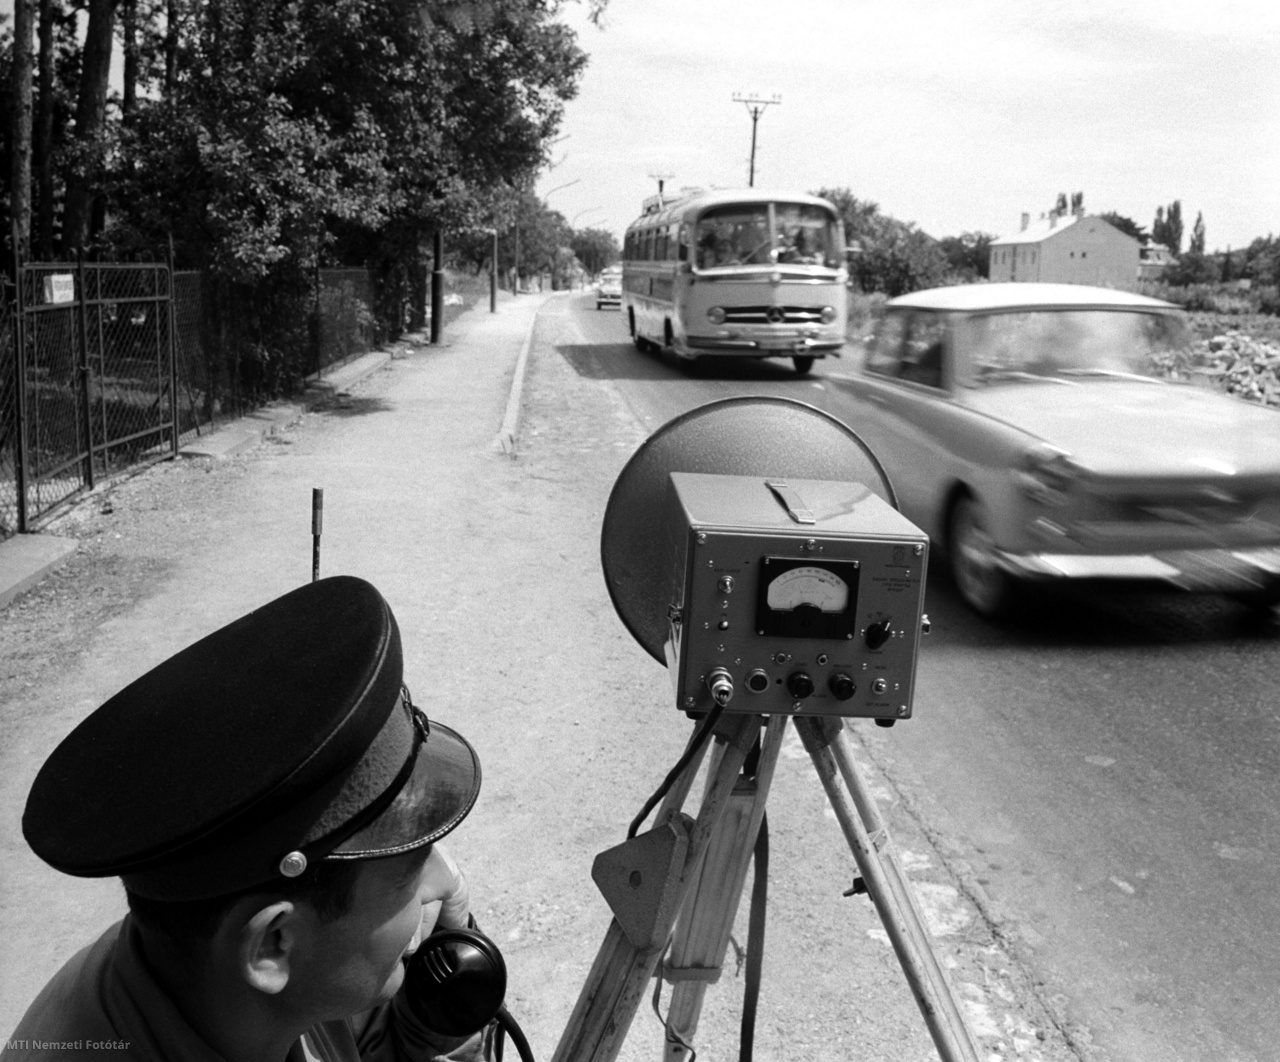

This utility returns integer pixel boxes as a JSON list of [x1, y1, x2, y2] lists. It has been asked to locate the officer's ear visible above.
[[235, 900, 297, 995]]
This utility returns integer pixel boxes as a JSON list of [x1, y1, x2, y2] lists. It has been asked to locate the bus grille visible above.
[[722, 306, 826, 324]]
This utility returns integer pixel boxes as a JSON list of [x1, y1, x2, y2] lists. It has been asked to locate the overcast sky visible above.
[[542, 0, 1280, 251]]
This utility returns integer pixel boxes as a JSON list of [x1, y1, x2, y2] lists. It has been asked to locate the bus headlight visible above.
[[820, 306, 837, 324], [707, 306, 726, 325]]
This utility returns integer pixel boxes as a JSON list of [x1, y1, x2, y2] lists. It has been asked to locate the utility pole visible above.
[[731, 92, 781, 187]]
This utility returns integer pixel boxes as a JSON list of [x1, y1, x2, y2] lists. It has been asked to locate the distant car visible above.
[[596, 267, 623, 310], [829, 282, 1280, 618]]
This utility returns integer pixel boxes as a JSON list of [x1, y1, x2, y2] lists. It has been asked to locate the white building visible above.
[[989, 207, 1140, 288]]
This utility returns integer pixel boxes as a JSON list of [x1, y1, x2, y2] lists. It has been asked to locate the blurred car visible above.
[[829, 282, 1280, 618], [595, 267, 623, 310]]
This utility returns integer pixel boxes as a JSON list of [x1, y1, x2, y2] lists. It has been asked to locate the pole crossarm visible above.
[[731, 92, 781, 188]]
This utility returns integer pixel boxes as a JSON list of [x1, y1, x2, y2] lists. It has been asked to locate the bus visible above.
[[621, 189, 848, 374]]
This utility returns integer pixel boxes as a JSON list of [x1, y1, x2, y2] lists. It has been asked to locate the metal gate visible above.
[[5, 258, 177, 534]]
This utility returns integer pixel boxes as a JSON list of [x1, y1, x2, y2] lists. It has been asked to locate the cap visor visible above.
[[326, 721, 480, 859]]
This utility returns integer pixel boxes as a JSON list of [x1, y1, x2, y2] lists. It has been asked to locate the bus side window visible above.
[[677, 225, 689, 261]]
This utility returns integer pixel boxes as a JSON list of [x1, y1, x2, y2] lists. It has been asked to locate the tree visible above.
[[1242, 235, 1280, 288], [1162, 211, 1214, 286], [102, 0, 586, 282], [816, 186, 949, 296], [60, 0, 120, 252], [1189, 211, 1206, 255], [937, 231, 994, 280], [1152, 200, 1183, 254], [9, 0, 34, 255], [1097, 212, 1146, 242], [570, 226, 619, 275]]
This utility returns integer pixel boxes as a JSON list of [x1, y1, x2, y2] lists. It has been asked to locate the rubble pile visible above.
[[1198, 332, 1280, 408]]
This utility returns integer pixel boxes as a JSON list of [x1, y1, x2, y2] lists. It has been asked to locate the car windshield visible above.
[[694, 203, 841, 269], [953, 309, 1195, 387]]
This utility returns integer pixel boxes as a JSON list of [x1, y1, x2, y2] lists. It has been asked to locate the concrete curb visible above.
[[0, 534, 79, 610], [492, 309, 540, 456]]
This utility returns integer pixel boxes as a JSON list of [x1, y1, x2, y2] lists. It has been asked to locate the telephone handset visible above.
[[402, 925, 507, 1036]]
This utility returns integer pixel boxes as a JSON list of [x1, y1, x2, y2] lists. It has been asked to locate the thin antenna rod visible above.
[[311, 488, 324, 582]]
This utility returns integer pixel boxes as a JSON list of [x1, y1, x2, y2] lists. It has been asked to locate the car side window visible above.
[[899, 314, 947, 389], [866, 312, 907, 377]]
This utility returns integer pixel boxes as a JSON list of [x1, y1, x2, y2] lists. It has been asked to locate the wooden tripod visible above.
[[551, 712, 982, 1062]]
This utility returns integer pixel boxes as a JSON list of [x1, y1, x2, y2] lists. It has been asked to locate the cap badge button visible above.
[[279, 851, 308, 878]]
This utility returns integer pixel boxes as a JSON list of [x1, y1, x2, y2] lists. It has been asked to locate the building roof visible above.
[[993, 213, 1142, 248], [992, 213, 1082, 246]]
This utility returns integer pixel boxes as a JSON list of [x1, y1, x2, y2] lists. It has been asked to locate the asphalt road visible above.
[[566, 292, 1280, 1062]]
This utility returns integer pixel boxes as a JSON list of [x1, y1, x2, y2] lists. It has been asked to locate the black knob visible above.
[[865, 619, 893, 651], [828, 672, 856, 701], [786, 671, 815, 698]]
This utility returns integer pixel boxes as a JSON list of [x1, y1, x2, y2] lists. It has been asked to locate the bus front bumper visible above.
[[685, 334, 844, 355]]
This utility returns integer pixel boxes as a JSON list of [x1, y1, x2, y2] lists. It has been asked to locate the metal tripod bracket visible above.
[[591, 815, 693, 950]]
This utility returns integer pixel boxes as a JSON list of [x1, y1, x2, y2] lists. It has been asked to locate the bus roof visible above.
[[626, 189, 838, 231]]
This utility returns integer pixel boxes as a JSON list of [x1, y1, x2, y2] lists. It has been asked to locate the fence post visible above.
[[430, 229, 444, 344], [167, 239, 180, 457], [11, 227, 30, 533], [74, 250, 95, 490]]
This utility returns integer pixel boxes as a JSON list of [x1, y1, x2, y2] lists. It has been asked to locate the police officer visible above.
[[3, 576, 493, 1061]]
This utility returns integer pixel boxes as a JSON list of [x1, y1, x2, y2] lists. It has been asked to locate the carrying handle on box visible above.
[[763, 479, 816, 525]]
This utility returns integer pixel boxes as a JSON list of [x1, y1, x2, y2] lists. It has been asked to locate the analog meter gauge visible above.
[[755, 557, 861, 640], [766, 565, 849, 613]]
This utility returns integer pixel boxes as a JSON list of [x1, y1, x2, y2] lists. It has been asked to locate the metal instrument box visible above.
[[662, 473, 928, 720]]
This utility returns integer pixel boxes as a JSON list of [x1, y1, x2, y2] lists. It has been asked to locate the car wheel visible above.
[[949, 495, 1017, 619], [793, 355, 815, 375]]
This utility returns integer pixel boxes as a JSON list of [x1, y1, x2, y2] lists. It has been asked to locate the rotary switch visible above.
[[865, 618, 893, 651]]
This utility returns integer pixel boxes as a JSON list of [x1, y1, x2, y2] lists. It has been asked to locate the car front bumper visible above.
[[997, 545, 1280, 592]]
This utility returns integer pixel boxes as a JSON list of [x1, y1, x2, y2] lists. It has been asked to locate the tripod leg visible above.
[[796, 716, 982, 1062], [553, 714, 763, 1062], [661, 714, 788, 1060]]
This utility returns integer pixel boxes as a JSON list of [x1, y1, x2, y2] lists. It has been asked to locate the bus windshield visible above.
[[694, 203, 841, 270]]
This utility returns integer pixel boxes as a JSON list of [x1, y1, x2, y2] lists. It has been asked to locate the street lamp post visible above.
[[731, 92, 781, 187]]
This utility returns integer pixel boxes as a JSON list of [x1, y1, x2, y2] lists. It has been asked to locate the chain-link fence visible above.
[[317, 269, 376, 375], [3, 263, 382, 541], [3, 261, 178, 535]]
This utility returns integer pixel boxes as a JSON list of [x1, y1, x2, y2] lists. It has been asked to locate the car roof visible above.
[[886, 282, 1178, 313]]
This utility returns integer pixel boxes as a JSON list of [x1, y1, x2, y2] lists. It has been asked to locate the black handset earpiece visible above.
[[402, 926, 507, 1037]]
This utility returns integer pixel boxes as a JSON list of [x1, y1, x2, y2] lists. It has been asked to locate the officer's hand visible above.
[[417, 844, 471, 939]]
